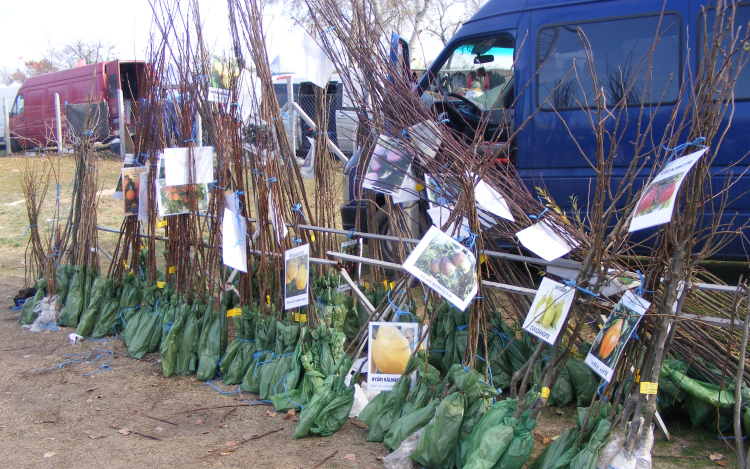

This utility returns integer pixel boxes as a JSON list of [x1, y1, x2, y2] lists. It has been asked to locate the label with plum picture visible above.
[[403, 226, 478, 311], [629, 148, 708, 232]]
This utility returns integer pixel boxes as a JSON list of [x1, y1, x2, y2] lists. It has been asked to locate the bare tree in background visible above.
[[0, 39, 117, 84], [424, 0, 483, 46]]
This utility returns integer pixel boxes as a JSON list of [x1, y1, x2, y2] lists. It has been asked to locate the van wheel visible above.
[[9, 137, 21, 154]]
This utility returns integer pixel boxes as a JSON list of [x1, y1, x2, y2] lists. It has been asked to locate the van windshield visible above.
[[11, 94, 24, 117], [423, 36, 514, 110]]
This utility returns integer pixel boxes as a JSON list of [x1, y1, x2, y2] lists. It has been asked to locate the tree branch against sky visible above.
[[424, 0, 483, 46]]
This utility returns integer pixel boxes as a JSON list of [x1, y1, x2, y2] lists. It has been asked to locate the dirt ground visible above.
[[0, 153, 741, 468]]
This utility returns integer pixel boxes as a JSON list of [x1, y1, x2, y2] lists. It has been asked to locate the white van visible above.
[[0, 85, 20, 148]]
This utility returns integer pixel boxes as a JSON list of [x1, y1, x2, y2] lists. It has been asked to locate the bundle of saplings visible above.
[[55, 264, 74, 307], [269, 327, 329, 412], [19, 277, 47, 325], [196, 299, 222, 381], [123, 285, 159, 348], [258, 317, 299, 400], [160, 296, 188, 377], [60, 265, 97, 327], [241, 311, 280, 394], [88, 278, 122, 338], [312, 271, 347, 331]]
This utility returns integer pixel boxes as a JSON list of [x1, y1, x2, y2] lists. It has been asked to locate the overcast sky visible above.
[[1, 0, 442, 73]]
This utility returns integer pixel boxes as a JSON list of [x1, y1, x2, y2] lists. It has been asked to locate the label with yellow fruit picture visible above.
[[367, 322, 420, 392], [585, 290, 649, 382], [522, 277, 575, 345], [284, 244, 310, 310]]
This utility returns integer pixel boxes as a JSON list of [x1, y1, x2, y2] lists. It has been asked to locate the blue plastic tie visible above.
[[634, 270, 655, 297], [661, 136, 707, 163], [456, 325, 469, 331], [293, 238, 302, 244], [18, 224, 37, 241], [529, 207, 548, 220], [266, 177, 277, 183], [291, 203, 306, 221], [564, 279, 600, 297], [347, 229, 356, 239]]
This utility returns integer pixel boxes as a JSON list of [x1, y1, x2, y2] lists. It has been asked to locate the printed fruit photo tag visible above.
[[629, 148, 708, 232], [284, 244, 310, 310], [361, 136, 413, 196], [585, 290, 650, 382], [522, 277, 575, 345], [367, 322, 419, 392], [403, 226, 478, 311]]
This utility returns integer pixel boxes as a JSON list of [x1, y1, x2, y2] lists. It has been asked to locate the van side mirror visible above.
[[474, 54, 494, 64]]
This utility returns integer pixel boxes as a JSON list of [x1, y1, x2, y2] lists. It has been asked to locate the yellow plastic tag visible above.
[[168, 266, 176, 274], [226, 308, 242, 317], [364, 282, 370, 290], [640, 382, 658, 395], [157, 281, 165, 289], [310, 233, 316, 242], [540, 387, 551, 399], [415, 183, 425, 192], [122, 260, 128, 268], [266, 295, 271, 305], [479, 254, 488, 265], [390, 281, 396, 290], [157, 220, 168, 228], [294, 313, 307, 322], [635, 370, 641, 383]]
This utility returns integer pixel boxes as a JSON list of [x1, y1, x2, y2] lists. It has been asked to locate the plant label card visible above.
[[585, 290, 650, 382], [598, 272, 641, 297], [516, 221, 578, 262], [222, 207, 248, 273], [407, 120, 441, 160], [122, 167, 148, 217], [362, 136, 413, 196], [284, 244, 310, 310], [164, 146, 215, 186], [629, 148, 708, 232], [522, 277, 575, 345], [367, 322, 419, 391], [424, 174, 459, 209], [137, 170, 149, 222], [337, 239, 363, 292], [403, 226, 478, 311], [426, 206, 471, 239], [155, 178, 210, 217], [207, 56, 233, 103], [473, 175, 514, 222]]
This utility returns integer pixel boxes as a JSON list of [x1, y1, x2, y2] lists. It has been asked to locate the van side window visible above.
[[11, 94, 24, 117], [701, 5, 749, 100], [424, 35, 515, 110], [537, 14, 681, 110]]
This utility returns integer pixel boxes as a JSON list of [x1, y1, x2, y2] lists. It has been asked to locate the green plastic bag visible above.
[[76, 277, 106, 336], [91, 281, 122, 338], [19, 278, 47, 325], [196, 305, 221, 381], [450, 364, 500, 407], [548, 367, 573, 408], [495, 413, 536, 469], [128, 308, 162, 359], [262, 323, 299, 400], [160, 309, 186, 377], [411, 392, 466, 468], [529, 427, 579, 469], [401, 363, 440, 416], [59, 266, 84, 327], [124, 306, 146, 349], [566, 359, 599, 406], [55, 264, 73, 306], [293, 375, 338, 438], [568, 418, 611, 469], [364, 357, 422, 442], [222, 338, 256, 385], [463, 422, 515, 469], [310, 374, 356, 436], [459, 397, 492, 445], [461, 399, 518, 467], [384, 398, 440, 450], [175, 305, 201, 375]]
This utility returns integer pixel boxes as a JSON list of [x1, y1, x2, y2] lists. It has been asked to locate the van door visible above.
[[526, 1, 687, 212], [105, 60, 120, 134], [46, 84, 70, 145]]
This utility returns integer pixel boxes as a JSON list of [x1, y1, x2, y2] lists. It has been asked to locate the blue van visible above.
[[341, 0, 750, 259]]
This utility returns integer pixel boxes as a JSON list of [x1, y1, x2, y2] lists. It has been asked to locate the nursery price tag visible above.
[[294, 312, 307, 322], [226, 308, 242, 317], [540, 387, 550, 399], [415, 183, 425, 192], [640, 382, 658, 395], [157, 220, 168, 228], [157, 281, 165, 289], [168, 266, 176, 274], [310, 233, 316, 242]]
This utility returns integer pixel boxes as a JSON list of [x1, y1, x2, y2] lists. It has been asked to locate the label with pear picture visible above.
[[367, 321, 419, 392], [284, 244, 310, 310], [522, 277, 575, 345]]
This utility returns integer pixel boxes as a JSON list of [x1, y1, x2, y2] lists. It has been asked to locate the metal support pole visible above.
[[286, 76, 295, 154], [3, 98, 10, 156], [196, 110, 202, 146], [54, 93, 63, 155], [117, 89, 125, 157]]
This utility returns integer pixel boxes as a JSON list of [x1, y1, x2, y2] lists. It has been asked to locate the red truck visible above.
[[8, 60, 147, 151]]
